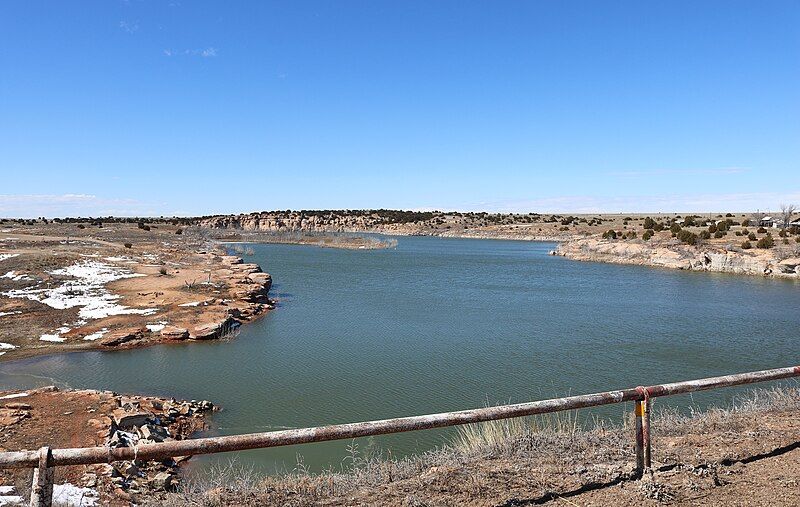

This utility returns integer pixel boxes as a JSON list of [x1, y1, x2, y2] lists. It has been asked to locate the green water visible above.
[[1, 236, 798, 473]]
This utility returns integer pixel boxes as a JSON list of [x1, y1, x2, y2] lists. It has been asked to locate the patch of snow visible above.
[[82, 328, 108, 341], [0, 392, 28, 400], [179, 301, 202, 307], [103, 256, 131, 262], [146, 323, 165, 332], [0, 311, 22, 317], [0, 253, 19, 262], [52, 483, 99, 506], [0, 486, 16, 494], [3, 261, 156, 320], [0, 494, 23, 506], [40, 334, 66, 342], [0, 343, 17, 350], [1, 271, 32, 281]]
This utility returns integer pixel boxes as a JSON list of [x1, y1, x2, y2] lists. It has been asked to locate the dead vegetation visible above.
[[150, 384, 800, 506]]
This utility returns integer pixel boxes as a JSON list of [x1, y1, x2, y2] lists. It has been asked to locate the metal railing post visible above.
[[634, 400, 645, 473], [643, 394, 652, 469], [29, 446, 53, 507]]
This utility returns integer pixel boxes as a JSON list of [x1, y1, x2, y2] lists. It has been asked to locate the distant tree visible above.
[[779, 203, 797, 229], [643, 217, 655, 229]]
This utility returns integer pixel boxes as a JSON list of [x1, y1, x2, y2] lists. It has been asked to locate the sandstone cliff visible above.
[[555, 238, 800, 279]]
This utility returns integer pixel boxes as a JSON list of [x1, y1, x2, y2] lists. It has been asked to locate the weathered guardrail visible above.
[[2, 365, 798, 506]]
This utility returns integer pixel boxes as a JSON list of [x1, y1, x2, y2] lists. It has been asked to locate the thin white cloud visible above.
[[0, 194, 169, 218], [608, 167, 747, 178], [119, 20, 139, 34], [441, 190, 800, 214], [164, 47, 218, 58]]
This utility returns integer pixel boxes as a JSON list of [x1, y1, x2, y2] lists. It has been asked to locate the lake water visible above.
[[1, 236, 798, 473]]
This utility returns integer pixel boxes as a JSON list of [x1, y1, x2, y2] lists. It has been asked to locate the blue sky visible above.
[[1, 1, 798, 217]]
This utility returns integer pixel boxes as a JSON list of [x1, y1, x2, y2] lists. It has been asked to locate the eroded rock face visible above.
[[556, 238, 798, 278], [100, 328, 144, 347], [189, 316, 240, 340], [160, 326, 189, 340]]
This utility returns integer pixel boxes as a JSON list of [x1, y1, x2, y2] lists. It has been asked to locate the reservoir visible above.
[[1, 236, 798, 473]]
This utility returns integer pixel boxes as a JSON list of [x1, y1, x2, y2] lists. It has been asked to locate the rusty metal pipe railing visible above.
[[1, 365, 798, 472]]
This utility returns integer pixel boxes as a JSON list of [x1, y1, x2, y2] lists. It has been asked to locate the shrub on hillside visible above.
[[741, 219, 750, 227], [741, 240, 752, 249], [124, 242, 132, 249], [748, 232, 757, 241], [714, 231, 725, 238], [757, 227, 767, 234], [602, 230, 617, 239], [643, 217, 655, 229], [670, 223, 682, 234], [677, 230, 698, 245], [653, 222, 665, 232], [756, 234, 774, 249], [643, 230, 653, 241], [699, 230, 711, 240], [708, 223, 717, 233]]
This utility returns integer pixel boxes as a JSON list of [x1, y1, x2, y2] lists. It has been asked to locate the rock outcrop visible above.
[[555, 238, 799, 279]]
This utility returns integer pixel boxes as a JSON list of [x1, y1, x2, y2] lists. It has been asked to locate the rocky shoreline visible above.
[[0, 223, 274, 362], [554, 237, 800, 279], [0, 386, 215, 505]]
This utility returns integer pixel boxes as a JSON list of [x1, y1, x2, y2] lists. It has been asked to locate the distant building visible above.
[[760, 216, 774, 228]]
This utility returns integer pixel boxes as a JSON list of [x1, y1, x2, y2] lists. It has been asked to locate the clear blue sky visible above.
[[1, 1, 798, 217]]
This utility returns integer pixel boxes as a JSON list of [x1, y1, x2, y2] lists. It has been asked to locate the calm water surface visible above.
[[1, 237, 798, 472]]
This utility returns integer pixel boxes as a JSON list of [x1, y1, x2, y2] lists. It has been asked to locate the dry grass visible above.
[[148, 384, 800, 506]]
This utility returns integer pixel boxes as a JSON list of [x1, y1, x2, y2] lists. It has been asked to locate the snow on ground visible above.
[[146, 323, 166, 332], [0, 392, 28, 400], [82, 328, 108, 341], [103, 256, 135, 263], [2, 271, 33, 281], [52, 483, 99, 506], [0, 484, 23, 506], [2, 261, 156, 321], [0, 253, 19, 262], [40, 334, 66, 342], [179, 301, 202, 307], [0, 342, 16, 356]]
